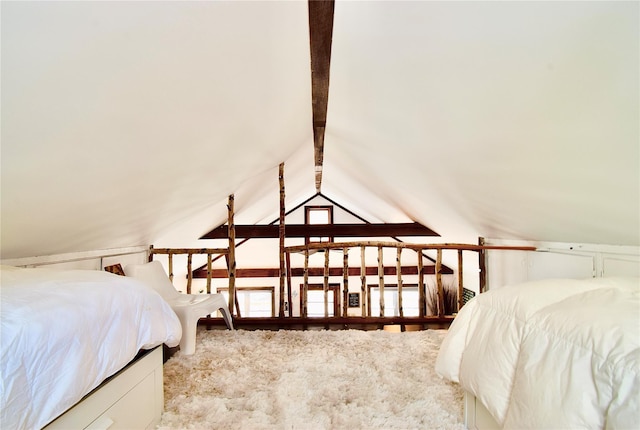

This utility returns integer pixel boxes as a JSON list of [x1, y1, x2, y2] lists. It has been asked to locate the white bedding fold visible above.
[[435, 277, 640, 429], [0, 266, 182, 429]]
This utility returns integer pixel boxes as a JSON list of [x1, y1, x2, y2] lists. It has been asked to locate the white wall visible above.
[[484, 238, 640, 289]]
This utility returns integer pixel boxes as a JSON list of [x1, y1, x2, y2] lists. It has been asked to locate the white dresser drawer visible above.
[[45, 347, 164, 430]]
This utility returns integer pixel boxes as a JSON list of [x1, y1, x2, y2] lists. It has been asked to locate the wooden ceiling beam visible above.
[[308, 0, 334, 192], [200, 222, 439, 239]]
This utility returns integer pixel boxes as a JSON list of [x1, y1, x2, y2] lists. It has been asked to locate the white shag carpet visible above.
[[159, 328, 464, 430]]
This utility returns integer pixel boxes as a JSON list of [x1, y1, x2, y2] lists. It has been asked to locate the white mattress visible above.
[[0, 266, 182, 429], [435, 277, 640, 429]]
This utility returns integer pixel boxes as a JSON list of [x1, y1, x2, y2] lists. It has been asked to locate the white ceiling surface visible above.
[[1, 1, 638, 260]]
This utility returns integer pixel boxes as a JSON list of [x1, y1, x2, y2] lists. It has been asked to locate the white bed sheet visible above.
[[435, 277, 640, 429], [0, 266, 182, 429]]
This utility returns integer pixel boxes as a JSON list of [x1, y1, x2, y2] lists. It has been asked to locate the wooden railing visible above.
[[148, 246, 229, 294], [284, 241, 533, 319], [149, 242, 534, 324]]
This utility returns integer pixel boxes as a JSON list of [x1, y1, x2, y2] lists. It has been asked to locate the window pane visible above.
[[219, 289, 274, 317], [308, 209, 330, 224], [307, 290, 334, 317], [370, 287, 419, 317]]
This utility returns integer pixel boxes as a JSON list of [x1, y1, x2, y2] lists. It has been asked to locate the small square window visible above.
[[305, 206, 333, 244]]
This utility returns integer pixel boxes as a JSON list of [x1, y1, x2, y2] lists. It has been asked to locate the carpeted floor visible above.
[[158, 328, 464, 430]]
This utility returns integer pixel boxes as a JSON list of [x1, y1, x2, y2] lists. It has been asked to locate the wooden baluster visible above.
[[417, 249, 425, 317], [286, 251, 293, 317], [324, 247, 330, 318], [360, 245, 367, 317], [378, 246, 384, 317], [168, 253, 174, 283], [206, 253, 212, 294], [278, 163, 286, 318], [397, 247, 403, 318], [436, 248, 444, 318], [303, 248, 309, 318], [186, 252, 193, 294], [228, 194, 237, 317], [457, 250, 464, 312], [478, 237, 487, 293], [343, 247, 349, 317]]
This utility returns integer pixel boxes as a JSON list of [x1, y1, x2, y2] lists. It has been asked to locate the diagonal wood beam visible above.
[[308, 0, 335, 192]]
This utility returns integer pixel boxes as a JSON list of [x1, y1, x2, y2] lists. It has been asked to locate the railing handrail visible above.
[[285, 241, 535, 253]]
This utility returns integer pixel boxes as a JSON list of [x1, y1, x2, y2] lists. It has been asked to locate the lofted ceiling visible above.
[[1, 1, 638, 260]]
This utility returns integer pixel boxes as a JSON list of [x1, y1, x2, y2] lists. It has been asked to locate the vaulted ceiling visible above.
[[1, 1, 638, 260]]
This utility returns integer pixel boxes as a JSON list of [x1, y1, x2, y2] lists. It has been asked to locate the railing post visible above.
[[378, 245, 385, 317], [324, 247, 330, 317], [360, 245, 367, 317], [457, 250, 464, 312], [396, 247, 403, 318], [478, 237, 487, 293], [303, 248, 309, 318], [227, 194, 237, 317], [186, 252, 193, 294], [286, 251, 293, 317], [206, 253, 212, 294], [436, 248, 444, 318], [343, 247, 349, 318], [168, 253, 174, 283], [278, 163, 286, 318], [417, 248, 425, 317]]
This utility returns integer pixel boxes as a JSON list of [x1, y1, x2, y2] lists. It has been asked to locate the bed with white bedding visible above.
[[0, 265, 182, 429], [435, 277, 639, 429]]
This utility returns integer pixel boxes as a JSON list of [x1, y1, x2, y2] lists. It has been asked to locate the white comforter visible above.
[[435, 277, 639, 429], [0, 266, 182, 429]]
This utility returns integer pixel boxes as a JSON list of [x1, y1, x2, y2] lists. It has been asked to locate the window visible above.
[[301, 283, 340, 317], [305, 206, 333, 244], [368, 285, 420, 317], [218, 287, 275, 317]]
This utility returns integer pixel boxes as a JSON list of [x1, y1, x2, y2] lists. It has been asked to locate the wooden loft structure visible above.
[[147, 2, 539, 330], [150, 166, 535, 330]]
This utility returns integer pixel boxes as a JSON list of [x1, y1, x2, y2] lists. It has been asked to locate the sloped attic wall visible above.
[[163, 0, 639, 250], [321, 1, 639, 246], [1, 1, 315, 259], [1, 1, 638, 263]]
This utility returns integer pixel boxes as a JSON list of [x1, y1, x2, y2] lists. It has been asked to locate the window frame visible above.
[[304, 205, 334, 245], [367, 284, 420, 317], [301, 283, 341, 317], [217, 286, 275, 318]]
